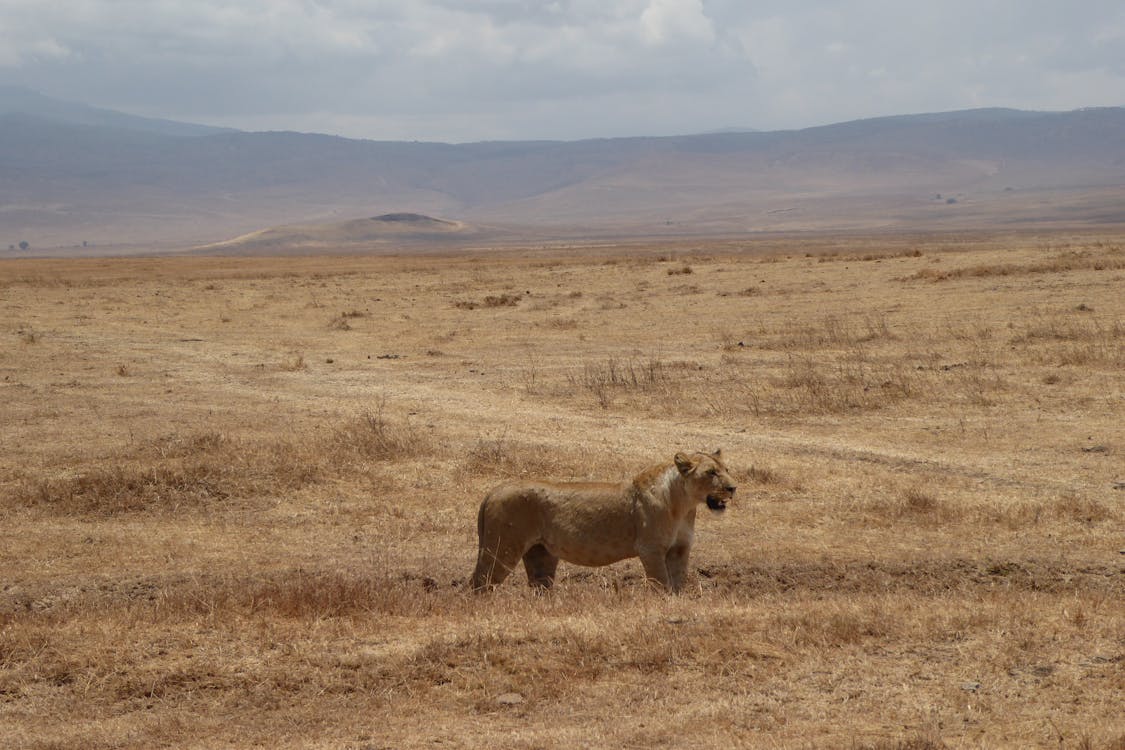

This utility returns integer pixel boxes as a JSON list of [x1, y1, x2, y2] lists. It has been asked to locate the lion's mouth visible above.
[[706, 496, 728, 512]]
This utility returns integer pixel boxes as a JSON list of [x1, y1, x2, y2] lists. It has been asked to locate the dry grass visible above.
[[899, 243, 1125, 281], [1, 232, 1124, 749]]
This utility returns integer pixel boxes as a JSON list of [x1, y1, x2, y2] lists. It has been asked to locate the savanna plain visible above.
[[1, 232, 1123, 749]]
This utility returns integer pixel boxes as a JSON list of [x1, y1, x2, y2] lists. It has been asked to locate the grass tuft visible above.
[[328, 410, 432, 463], [18, 464, 235, 514]]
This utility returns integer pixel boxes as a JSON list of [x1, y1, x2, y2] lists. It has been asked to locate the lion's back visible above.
[[479, 479, 637, 564]]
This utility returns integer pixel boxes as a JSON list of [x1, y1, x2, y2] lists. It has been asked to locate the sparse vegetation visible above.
[[484, 293, 522, 307], [327, 407, 434, 463], [900, 244, 1125, 282], [1, 233, 1122, 749], [567, 356, 669, 408], [455, 293, 522, 309], [328, 309, 368, 330], [282, 353, 307, 371]]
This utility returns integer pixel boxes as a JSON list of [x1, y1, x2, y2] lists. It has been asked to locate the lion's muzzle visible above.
[[706, 484, 735, 512]]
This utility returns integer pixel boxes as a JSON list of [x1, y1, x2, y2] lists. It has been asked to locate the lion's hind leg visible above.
[[522, 544, 559, 589], [471, 542, 521, 592], [471, 498, 525, 592]]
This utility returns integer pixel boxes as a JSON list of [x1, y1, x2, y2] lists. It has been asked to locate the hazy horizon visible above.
[[2, 1, 1124, 143]]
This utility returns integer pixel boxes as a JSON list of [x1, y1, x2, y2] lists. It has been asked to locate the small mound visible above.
[[370, 213, 455, 226], [195, 212, 471, 254]]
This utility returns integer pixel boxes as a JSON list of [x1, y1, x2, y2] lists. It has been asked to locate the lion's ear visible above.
[[711, 448, 722, 459], [674, 452, 694, 475]]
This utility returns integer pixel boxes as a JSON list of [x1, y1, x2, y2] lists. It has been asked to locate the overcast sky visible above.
[[2, 0, 1124, 142]]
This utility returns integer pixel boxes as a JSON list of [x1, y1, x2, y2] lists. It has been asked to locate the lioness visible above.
[[471, 450, 736, 593]]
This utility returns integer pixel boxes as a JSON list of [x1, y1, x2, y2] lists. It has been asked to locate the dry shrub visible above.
[[595, 292, 629, 309], [1054, 341, 1125, 367], [484, 293, 522, 307], [15, 442, 320, 516], [154, 569, 448, 620], [931, 492, 1116, 532], [416, 630, 641, 693], [901, 246, 1125, 282], [949, 359, 1006, 407], [740, 465, 804, 492], [980, 499, 1047, 529], [281, 353, 307, 371], [667, 265, 693, 276], [775, 604, 896, 648], [568, 357, 669, 408], [750, 314, 898, 352], [397, 609, 773, 705], [18, 464, 238, 514], [327, 410, 431, 463], [462, 436, 571, 480], [977, 493, 1117, 530], [454, 294, 522, 309], [151, 430, 228, 459], [817, 248, 925, 264], [1011, 314, 1125, 367], [1051, 493, 1114, 524], [47, 597, 492, 707], [900, 487, 941, 515], [327, 310, 369, 330], [864, 486, 950, 523], [853, 738, 947, 750], [773, 355, 915, 414], [743, 465, 784, 485], [1, 584, 780, 721], [10, 404, 432, 516]]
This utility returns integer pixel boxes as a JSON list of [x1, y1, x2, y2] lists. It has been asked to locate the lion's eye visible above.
[[704, 468, 717, 477]]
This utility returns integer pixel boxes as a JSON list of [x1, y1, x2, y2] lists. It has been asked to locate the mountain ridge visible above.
[[2, 90, 1124, 252], [0, 86, 237, 137]]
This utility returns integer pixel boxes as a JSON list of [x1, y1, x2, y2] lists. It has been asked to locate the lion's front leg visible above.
[[665, 544, 691, 593], [637, 546, 672, 591]]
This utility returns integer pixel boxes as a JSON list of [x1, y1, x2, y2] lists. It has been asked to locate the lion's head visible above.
[[674, 450, 737, 512]]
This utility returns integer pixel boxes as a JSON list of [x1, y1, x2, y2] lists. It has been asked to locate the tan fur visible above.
[[471, 450, 736, 593]]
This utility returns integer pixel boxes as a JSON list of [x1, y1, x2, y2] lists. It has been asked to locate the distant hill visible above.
[[196, 213, 482, 254], [2, 90, 1124, 253], [0, 86, 236, 137]]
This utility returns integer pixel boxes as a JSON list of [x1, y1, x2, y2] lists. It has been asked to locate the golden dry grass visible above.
[[1, 232, 1123, 749]]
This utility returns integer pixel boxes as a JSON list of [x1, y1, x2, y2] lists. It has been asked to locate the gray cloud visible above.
[[0, 0, 1122, 141]]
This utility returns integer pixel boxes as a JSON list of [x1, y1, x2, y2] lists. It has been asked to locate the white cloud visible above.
[[640, 0, 715, 45], [0, 36, 71, 67]]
